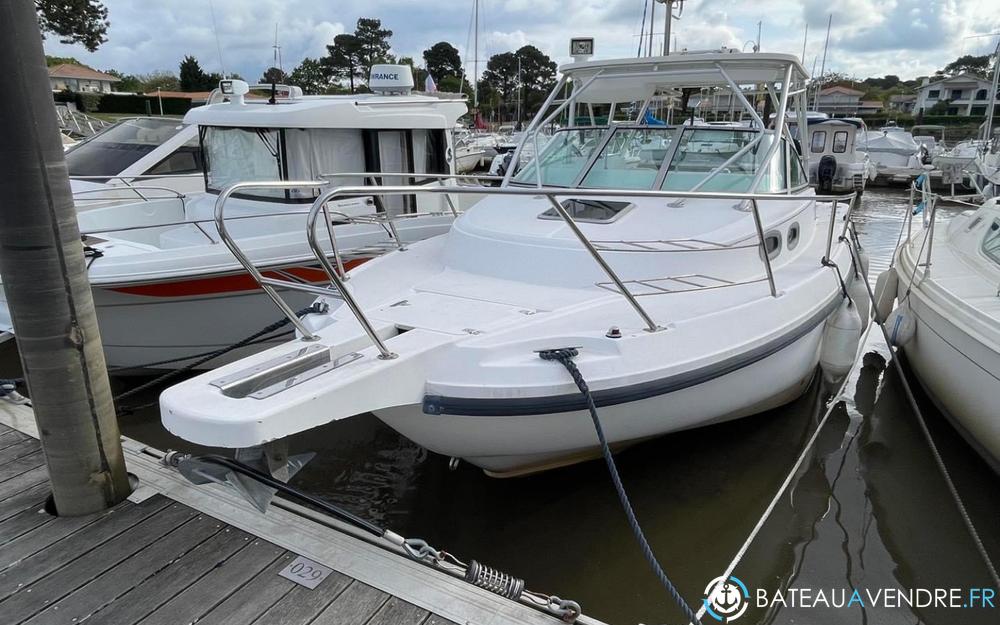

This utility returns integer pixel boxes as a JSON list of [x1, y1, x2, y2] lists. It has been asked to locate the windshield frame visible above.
[[511, 124, 808, 194]]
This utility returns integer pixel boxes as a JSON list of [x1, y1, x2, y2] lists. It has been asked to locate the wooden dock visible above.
[[0, 403, 599, 625]]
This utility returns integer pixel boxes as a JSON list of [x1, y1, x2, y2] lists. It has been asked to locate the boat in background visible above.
[[799, 117, 875, 193], [882, 194, 1000, 473], [0, 66, 469, 370], [66, 117, 204, 209], [161, 50, 866, 477], [864, 124, 925, 185]]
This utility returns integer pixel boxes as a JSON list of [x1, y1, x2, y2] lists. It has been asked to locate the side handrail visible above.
[[215, 181, 331, 341], [301, 185, 857, 353]]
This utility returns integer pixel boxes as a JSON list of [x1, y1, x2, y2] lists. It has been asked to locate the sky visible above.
[[42, 0, 1000, 84]]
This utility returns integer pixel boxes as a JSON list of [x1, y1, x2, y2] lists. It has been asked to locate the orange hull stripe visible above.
[[108, 259, 367, 297]]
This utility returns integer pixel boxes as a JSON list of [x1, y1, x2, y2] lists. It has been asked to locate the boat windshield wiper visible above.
[[255, 129, 279, 158]]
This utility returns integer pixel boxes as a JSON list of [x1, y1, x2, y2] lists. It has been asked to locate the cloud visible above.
[[38, 0, 1000, 81]]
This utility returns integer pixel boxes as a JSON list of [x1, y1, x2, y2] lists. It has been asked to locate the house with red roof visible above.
[[49, 64, 118, 93]]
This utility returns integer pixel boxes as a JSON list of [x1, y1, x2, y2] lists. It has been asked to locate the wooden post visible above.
[[0, 1, 130, 514]]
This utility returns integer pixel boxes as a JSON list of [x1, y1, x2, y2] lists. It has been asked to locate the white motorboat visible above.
[[798, 118, 875, 193], [882, 196, 1000, 472], [0, 67, 468, 370], [864, 126, 924, 184], [66, 117, 204, 209], [453, 128, 498, 173], [161, 50, 866, 476]]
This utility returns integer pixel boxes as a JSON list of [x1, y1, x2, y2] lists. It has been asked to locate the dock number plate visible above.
[[279, 556, 334, 589]]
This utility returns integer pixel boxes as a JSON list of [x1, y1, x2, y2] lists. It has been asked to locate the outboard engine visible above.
[[817, 155, 838, 193]]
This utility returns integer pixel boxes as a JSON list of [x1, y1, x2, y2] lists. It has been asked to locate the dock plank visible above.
[[193, 553, 298, 625], [0, 482, 49, 524], [0, 451, 45, 484], [311, 581, 390, 625], [0, 503, 197, 619], [0, 466, 48, 501], [368, 596, 430, 625], [249, 569, 353, 625], [0, 497, 169, 596], [0, 429, 28, 451], [137, 537, 285, 625], [21, 514, 226, 625], [0, 506, 54, 546], [0, 439, 40, 466], [84, 527, 255, 625]]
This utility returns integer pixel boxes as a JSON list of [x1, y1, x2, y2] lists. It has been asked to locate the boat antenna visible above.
[[473, 0, 479, 110], [655, 0, 683, 55], [272, 23, 283, 73], [208, 0, 227, 78]]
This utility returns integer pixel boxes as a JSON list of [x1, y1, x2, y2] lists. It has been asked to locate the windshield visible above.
[[65, 118, 186, 180], [514, 126, 799, 192]]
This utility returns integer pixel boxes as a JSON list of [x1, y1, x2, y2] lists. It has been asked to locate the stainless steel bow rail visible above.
[[213, 181, 856, 359]]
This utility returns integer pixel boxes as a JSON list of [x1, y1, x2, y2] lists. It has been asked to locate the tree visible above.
[[288, 58, 330, 94], [481, 51, 519, 117], [941, 54, 991, 77], [35, 0, 109, 52], [179, 56, 221, 91], [423, 42, 462, 82], [139, 71, 180, 92], [515, 45, 556, 120], [260, 67, 288, 84], [354, 18, 393, 78], [45, 55, 85, 67], [103, 68, 142, 92], [324, 33, 365, 93]]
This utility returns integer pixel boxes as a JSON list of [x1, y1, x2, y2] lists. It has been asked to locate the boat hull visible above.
[[374, 322, 825, 475], [896, 280, 1000, 473]]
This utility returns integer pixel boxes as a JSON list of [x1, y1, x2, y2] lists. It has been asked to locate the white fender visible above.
[[847, 278, 871, 330], [856, 246, 870, 279], [820, 297, 863, 385], [885, 305, 916, 346], [873, 268, 898, 323]]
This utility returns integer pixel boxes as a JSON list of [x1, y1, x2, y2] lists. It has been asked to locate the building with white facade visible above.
[[915, 72, 999, 116]]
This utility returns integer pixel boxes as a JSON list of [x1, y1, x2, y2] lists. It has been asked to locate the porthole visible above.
[[759, 230, 782, 261], [787, 222, 801, 250]]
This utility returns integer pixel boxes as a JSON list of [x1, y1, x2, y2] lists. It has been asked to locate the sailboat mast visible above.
[[983, 38, 1000, 141], [473, 0, 479, 109], [812, 14, 832, 110]]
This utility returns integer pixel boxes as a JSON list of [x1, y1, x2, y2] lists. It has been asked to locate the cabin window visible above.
[[928, 90, 940, 99], [759, 230, 782, 261], [810, 131, 827, 153], [411, 129, 449, 179], [832, 131, 849, 153], [983, 220, 1000, 265], [202, 127, 283, 199], [787, 222, 801, 250], [284, 128, 366, 199], [66, 117, 187, 181], [146, 134, 203, 176]]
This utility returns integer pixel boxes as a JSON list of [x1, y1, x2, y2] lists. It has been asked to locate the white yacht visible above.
[[0, 67, 467, 370], [800, 117, 875, 193], [67, 117, 204, 209], [161, 51, 866, 477], [882, 196, 1000, 472]]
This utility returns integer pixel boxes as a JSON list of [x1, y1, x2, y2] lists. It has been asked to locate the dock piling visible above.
[[0, 1, 130, 515]]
